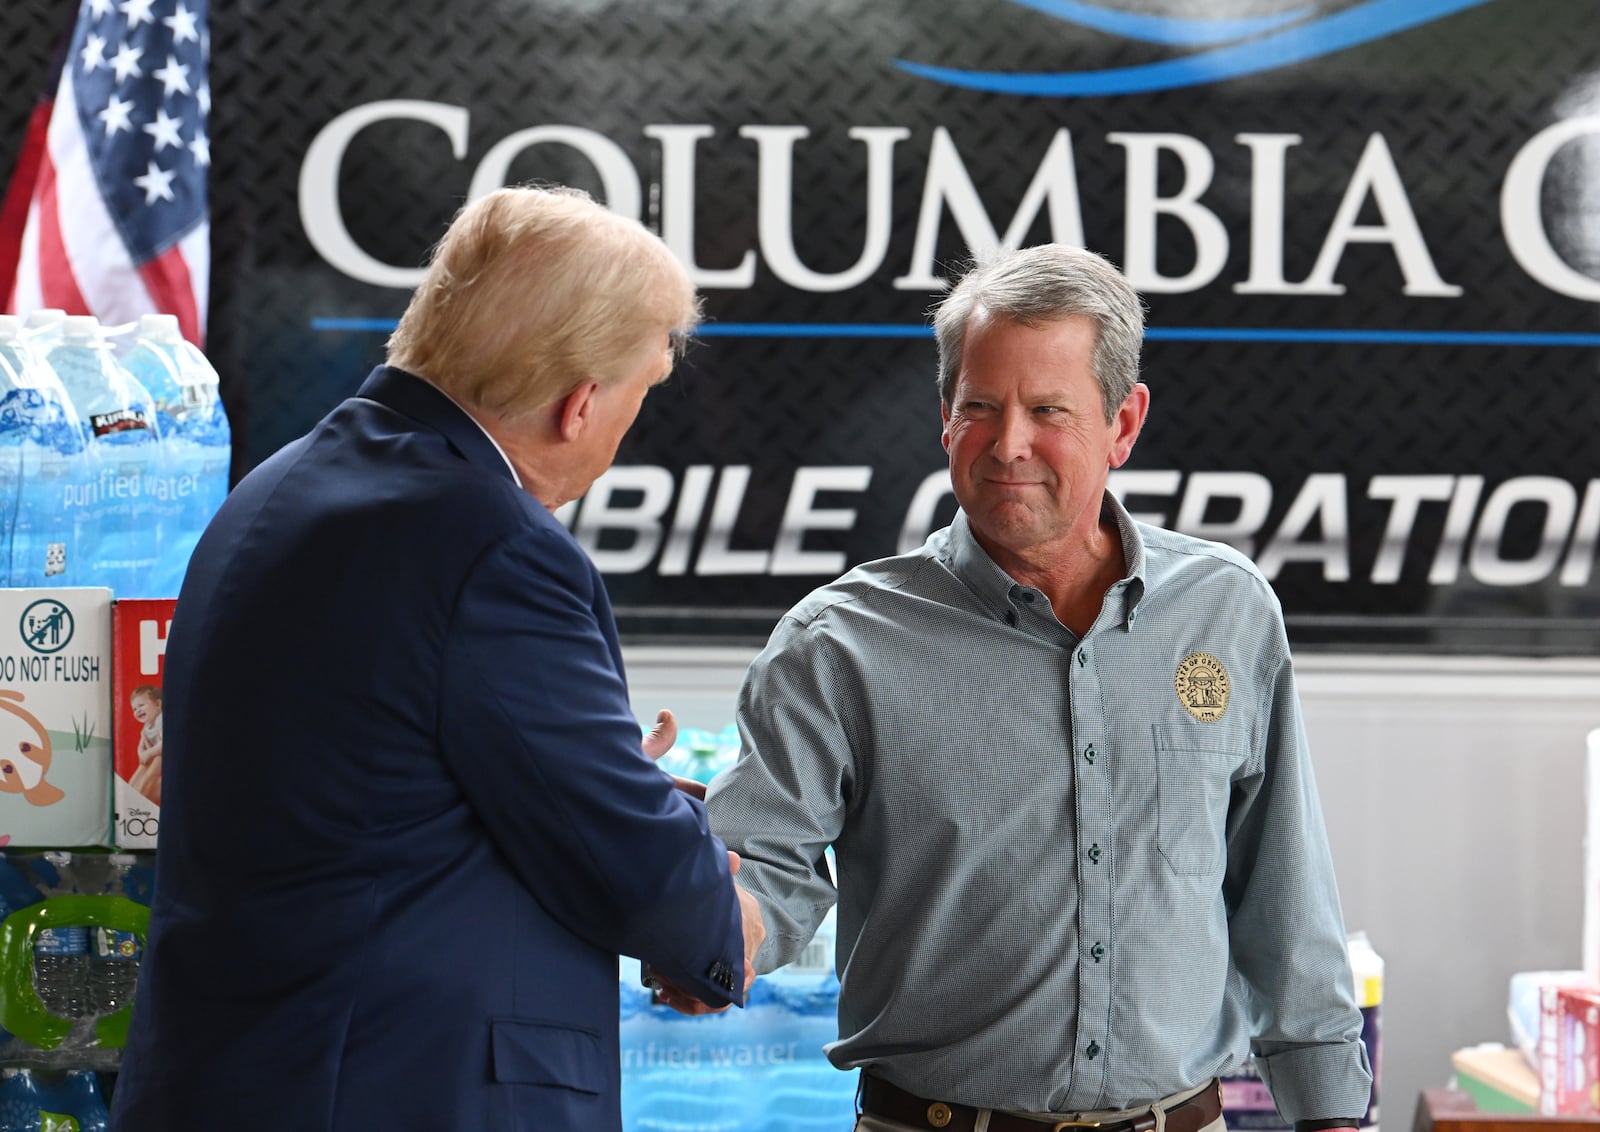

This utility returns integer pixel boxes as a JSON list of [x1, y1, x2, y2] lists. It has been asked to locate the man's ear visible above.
[[1108, 382, 1150, 469], [556, 381, 600, 443]]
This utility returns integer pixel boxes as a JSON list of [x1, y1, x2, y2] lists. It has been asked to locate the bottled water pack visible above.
[[0, 311, 231, 598], [0, 316, 87, 587], [45, 316, 164, 598], [119, 314, 230, 597]]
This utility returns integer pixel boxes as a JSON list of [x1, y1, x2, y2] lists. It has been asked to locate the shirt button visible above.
[[1091, 942, 1106, 962], [1077, 649, 1088, 667], [1084, 744, 1097, 764], [1128, 608, 1138, 625], [1086, 843, 1101, 863], [1086, 1040, 1101, 1059]]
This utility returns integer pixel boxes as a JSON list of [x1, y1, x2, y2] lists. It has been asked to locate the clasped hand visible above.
[[643, 710, 766, 1015]]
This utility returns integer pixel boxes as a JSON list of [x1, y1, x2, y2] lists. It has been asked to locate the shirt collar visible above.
[[939, 492, 1149, 631], [447, 393, 523, 488]]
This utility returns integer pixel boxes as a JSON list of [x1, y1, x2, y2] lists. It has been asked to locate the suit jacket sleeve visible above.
[[436, 522, 746, 1007]]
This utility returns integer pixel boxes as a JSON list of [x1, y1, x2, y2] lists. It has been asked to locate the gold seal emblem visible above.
[[1175, 652, 1229, 722]]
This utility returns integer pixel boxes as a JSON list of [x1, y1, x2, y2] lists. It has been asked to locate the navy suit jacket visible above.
[[112, 367, 746, 1131]]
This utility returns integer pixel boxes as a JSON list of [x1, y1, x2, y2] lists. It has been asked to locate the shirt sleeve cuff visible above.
[[1253, 1041, 1373, 1125]]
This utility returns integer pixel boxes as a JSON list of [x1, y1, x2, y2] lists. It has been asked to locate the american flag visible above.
[[1, 0, 209, 346]]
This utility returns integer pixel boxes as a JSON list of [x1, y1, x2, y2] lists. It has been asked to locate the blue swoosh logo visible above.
[[1006, 0, 1316, 47], [897, 0, 1499, 96]]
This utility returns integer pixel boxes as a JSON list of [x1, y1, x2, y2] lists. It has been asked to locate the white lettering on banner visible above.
[[300, 101, 469, 290], [1168, 471, 1273, 557], [739, 125, 908, 293], [696, 465, 770, 576], [646, 126, 758, 288], [897, 470, 955, 553], [298, 105, 1600, 300], [569, 464, 874, 575], [1468, 476, 1576, 586], [572, 465, 676, 573], [1256, 473, 1350, 581], [557, 466, 1600, 586], [1428, 475, 1483, 585], [893, 128, 1085, 291], [659, 464, 717, 575], [1110, 471, 1599, 587], [1560, 479, 1600, 587], [771, 466, 873, 574], [298, 109, 1467, 297], [1109, 132, 1229, 294], [1233, 133, 1303, 294], [1368, 475, 1454, 583], [1299, 133, 1462, 297], [468, 126, 641, 220], [1107, 469, 1183, 529], [1501, 115, 1600, 301], [138, 619, 172, 676]]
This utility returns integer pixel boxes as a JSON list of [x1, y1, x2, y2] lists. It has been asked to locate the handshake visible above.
[[643, 710, 767, 1016]]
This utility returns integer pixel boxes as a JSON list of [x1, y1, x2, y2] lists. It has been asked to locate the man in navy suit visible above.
[[112, 186, 761, 1131]]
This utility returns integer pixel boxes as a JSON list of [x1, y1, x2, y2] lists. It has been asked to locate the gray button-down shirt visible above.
[[705, 495, 1372, 1121]]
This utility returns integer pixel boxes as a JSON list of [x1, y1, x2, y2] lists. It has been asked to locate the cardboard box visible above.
[[0, 589, 113, 847], [1586, 730, 1600, 985], [1451, 1045, 1539, 1114], [111, 598, 175, 849], [1510, 970, 1589, 1063], [1538, 982, 1600, 1114]]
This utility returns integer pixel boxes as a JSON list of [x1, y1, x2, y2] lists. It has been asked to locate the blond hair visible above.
[[387, 186, 699, 418]]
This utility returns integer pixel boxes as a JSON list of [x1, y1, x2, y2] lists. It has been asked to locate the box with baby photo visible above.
[[112, 598, 175, 849], [0, 589, 113, 848]]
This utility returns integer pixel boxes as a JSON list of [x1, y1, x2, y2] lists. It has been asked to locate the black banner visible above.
[[7, 0, 1596, 651]]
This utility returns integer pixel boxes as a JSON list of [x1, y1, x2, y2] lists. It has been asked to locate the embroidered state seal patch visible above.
[[1175, 652, 1230, 722]]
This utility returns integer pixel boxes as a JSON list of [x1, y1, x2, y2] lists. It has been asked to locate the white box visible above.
[[0, 589, 113, 847], [1587, 730, 1600, 985]]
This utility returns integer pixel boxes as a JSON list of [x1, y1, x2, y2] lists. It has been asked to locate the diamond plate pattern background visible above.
[[3, 0, 1597, 649]]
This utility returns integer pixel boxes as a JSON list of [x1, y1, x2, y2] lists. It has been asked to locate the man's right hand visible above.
[[731, 853, 765, 992], [649, 851, 766, 1015]]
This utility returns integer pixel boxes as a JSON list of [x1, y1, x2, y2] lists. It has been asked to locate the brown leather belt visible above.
[[860, 1076, 1224, 1132]]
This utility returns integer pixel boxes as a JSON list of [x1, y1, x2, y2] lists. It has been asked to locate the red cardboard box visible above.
[[112, 598, 176, 848], [1539, 982, 1600, 1114]]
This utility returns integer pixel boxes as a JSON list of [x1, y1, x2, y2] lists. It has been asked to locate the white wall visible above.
[[625, 647, 1600, 1126]]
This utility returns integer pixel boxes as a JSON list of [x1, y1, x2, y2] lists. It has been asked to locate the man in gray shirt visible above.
[[700, 244, 1373, 1132]]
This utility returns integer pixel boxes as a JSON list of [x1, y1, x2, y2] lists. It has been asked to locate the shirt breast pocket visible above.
[[1153, 727, 1240, 879]]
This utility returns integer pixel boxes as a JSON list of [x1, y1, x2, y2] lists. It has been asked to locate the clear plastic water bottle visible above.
[[32, 926, 89, 1020], [0, 1067, 42, 1132], [0, 315, 86, 587], [86, 923, 141, 1016], [86, 855, 142, 1017], [43, 316, 164, 596], [0, 318, 28, 584], [118, 314, 230, 596]]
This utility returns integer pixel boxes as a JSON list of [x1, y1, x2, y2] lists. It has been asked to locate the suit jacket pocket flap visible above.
[[491, 1018, 604, 1093]]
